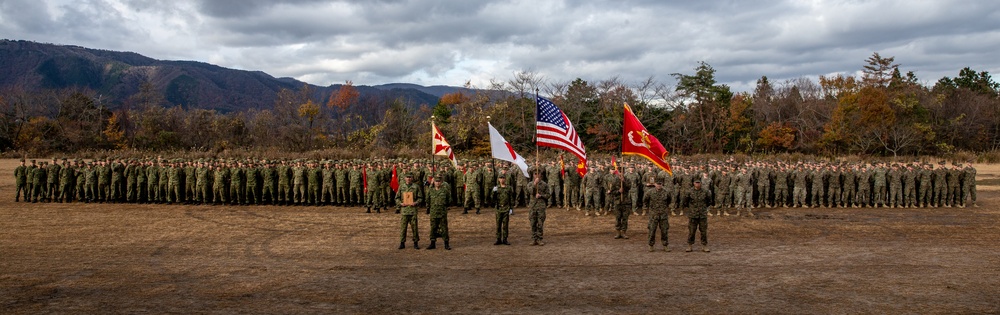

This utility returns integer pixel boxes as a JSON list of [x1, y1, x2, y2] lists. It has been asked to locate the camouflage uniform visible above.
[[773, 169, 788, 207], [463, 166, 483, 212], [58, 162, 75, 202], [277, 162, 292, 204], [583, 168, 602, 216], [962, 165, 977, 207], [643, 182, 671, 250], [396, 177, 423, 248], [872, 166, 887, 207], [14, 161, 28, 202], [427, 179, 452, 248], [46, 160, 61, 201], [307, 165, 322, 205], [493, 181, 514, 244], [685, 185, 711, 249], [528, 177, 549, 245], [213, 165, 230, 204]]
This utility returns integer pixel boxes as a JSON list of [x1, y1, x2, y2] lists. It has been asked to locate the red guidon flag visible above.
[[390, 166, 399, 192], [622, 103, 672, 175], [432, 121, 459, 169]]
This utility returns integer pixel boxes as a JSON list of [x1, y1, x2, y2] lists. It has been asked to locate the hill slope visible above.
[[0, 39, 454, 112]]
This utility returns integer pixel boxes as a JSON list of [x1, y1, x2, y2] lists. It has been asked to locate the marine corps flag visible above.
[[622, 103, 672, 175], [432, 121, 459, 169]]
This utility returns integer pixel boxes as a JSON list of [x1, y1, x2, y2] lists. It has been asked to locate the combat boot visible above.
[[475, 208, 481, 214], [648, 245, 655, 252], [398, 242, 405, 250], [413, 241, 420, 250], [703, 246, 711, 253], [663, 245, 671, 252], [426, 240, 436, 250], [502, 238, 510, 245], [622, 232, 629, 239], [494, 239, 503, 245], [462, 208, 469, 214], [444, 241, 452, 250], [746, 209, 754, 216], [366, 207, 371, 213], [685, 245, 693, 252]]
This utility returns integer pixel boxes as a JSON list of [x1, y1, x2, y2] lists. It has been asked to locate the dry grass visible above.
[[1, 159, 999, 314]]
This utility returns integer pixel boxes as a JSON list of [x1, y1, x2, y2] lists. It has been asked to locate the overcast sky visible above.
[[2, 0, 999, 92]]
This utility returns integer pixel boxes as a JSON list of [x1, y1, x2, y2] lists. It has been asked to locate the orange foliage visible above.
[[328, 80, 360, 112], [439, 92, 470, 106]]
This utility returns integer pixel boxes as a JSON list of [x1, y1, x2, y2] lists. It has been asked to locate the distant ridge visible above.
[[0, 39, 474, 112]]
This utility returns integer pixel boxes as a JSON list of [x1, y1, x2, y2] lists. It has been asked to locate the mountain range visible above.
[[0, 39, 474, 112]]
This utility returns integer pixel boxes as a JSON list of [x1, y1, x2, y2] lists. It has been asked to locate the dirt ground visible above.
[[1, 159, 999, 314]]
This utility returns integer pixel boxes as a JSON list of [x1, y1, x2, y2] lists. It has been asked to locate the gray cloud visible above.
[[4, 0, 999, 93]]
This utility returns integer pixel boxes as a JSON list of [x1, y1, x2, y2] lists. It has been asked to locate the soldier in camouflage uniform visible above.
[[32, 161, 48, 203], [365, 163, 381, 213], [857, 166, 872, 207], [261, 160, 276, 204], [930, 163, 945, 207], [791, 165, 807, 207], [582, 165, 599, 216], [213, 162, 230, 204], [644, 176, 672, 252], [902, 165, 917, 208], [607, 170, 632, 239], [277, 160, 291, 205], [565, 161, 583, 211], [887, 164, 902, 208], [827, 166, 842, 208], [349, 164, 363, 205], [528, 168, 549, 246], [962, 163, 977, 207], [396, 173, 423, 249], [773, 166, 789, 208], [426, 174, 452, 250], [463, 163, 483, 214], [307, 161, 321, 205], [841, 165, 857, 208], [625, 165, 641, 215], [47, 158, 61, 202], [196, 161, 212, 204], [918, 164, 932, 207], [493, 175, 514, 246], [320, 162, 334, 205], [945, 163, 961, 207], [809, 166, 825, 208], [14, 159, 28, 202], [685, 179, 711, 252], [872, 164, 887, 207], [58, 158, 75, 203]]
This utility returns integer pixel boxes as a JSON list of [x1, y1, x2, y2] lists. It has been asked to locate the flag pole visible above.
[[534, 88, 539, 169], [430, 115, 435, 171]]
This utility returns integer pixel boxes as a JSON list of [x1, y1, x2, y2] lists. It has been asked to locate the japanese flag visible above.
[[488, 122, 530, 178]]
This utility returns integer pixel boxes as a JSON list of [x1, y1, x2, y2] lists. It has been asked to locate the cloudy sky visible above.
[[2, 0, 999, 92]]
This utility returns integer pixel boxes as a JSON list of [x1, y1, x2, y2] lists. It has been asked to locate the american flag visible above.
[[536, 96, 587, 161]]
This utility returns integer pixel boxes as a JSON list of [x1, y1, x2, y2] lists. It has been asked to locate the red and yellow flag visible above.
[[622, 103, 672, 175]]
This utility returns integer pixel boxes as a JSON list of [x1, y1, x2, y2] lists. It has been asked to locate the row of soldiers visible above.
[[12, 156, 979, 216], [503, 158, 979, 217]]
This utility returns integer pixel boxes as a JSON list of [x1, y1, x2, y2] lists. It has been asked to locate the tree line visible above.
[[1, 52, 998, 159]]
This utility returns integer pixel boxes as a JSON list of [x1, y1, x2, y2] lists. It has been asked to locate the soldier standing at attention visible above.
[[307, 161, 322, 205], [321, 162, 335, 205], [584, 165, 602, 216], [349, 163, 363, 206], [463, 163, 483, 214], [14, 159, 28, 202], [32, 161, 48, 203], [625, 165, 641, 215], [47, 157, 61, 202], [396, 173, 423, 249], [608, 170, 631, 239], [644, 176, 672, 252], [58, 158, 75, 203], [426, 174, 452, 250], [528, 168, 549, 246], [685, 179, 711, 252], [493, 175, 514, 245], [962, 163, 978, 207]]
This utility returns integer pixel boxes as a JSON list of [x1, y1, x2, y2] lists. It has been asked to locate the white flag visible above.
[[488, 122, 529, 178]]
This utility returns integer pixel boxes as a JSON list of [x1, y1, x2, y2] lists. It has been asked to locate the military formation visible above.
[[13, 155, 981, 252]]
